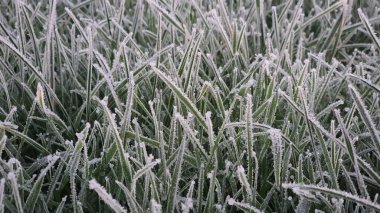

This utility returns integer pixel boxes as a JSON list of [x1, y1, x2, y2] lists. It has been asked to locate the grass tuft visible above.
[[0, 0, 379, 212]]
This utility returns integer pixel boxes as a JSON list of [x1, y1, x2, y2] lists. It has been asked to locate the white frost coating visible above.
[[89, 179, 126, 213], [207, 170, 214, 179], [146, 154, 153, 163], [283, 183, 380, 211], [181, 197, 194, 213], [0, 122, 18, 129], [76, 123, 91, 141], [7, 158, 19, 164], [7, 172, 16, 180], [215, 204, 222, 210], [227, 198, 235, 205], [132, 118, 139, 124], [244, 79, 257, 88], [89, 158, 102, 165], [150, 199, 162, 213], [268, 128, 283, 186], [187, 112, 194, 119], [236, 165, 252, 196], [182, 180, 195, 213], [236, 165, 245, 173], [267, 128, 282, 146], [100, 96, 109, 106], [65, 140, 73, 146], [225, 160, 232, 168], [348, 84, 380, 156], [46, 154, 59, 162], [205, 111, 212, 119]]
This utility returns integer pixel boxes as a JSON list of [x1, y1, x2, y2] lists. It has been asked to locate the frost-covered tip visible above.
[[46, 154, 60, 162], [237, 165, 246, 174], [76, 123, 91, 141], [150, 199, 162, 213], [7, 158, 20, 168], [205, 111, 212, 119], [89, 179, 126, 213], [36, 82, 46, 112], [227, 198, 235, 205], [267, 128, 282, 146], [100, 96, 109, 106], [236, 165, 252, 196], [181, 197, 194, 213], [268, 128, 283, 186]]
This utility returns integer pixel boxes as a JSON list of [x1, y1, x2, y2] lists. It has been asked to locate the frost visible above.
[[181, 197, 193, 213], [227, 198, 235, 205], [207, 171, 214, 179], [89, 179, 126, 213], [205, 111, 212, 119], [7, 158, 20, 166], [7, 172, 16, 179], [100, 96, 109, 106], [268, 128, 283, 186], [151, 199, 162, 213], [46, 155, 59, 162]]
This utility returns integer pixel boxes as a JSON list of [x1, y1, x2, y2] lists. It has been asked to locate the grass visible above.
[[0, 0, 379, 212]]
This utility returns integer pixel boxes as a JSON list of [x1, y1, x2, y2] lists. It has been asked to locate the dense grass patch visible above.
[[0, 0, 380, 212]]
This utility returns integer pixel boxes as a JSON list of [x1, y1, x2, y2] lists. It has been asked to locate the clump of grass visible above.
[[0, 0, 379, 212]]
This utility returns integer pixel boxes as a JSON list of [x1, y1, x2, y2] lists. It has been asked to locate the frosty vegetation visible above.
[[0, 0, 379, 212]]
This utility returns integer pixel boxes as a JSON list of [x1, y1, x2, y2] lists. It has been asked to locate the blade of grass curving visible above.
[[268, 128, 283, 187], [348, 85, 380, 157], [120, 62, 135, 141], [177, 31, 195, 77], [151, 66, 207, 129], [166, 136, 188, 213], [146, 0, 186, 34], [357, 8, 380, 50], [196, 164, 204, 213], [181, 180, 195, 213], [132, 0, 143, 37], [64, 8, 88, 44], [227, 198, 263, 213], [69, 123, 90, 213], [236, 165, 253, 203], [347, 74, 380, 94], [8, 172, 23, 213], [0, 122, 49, 154], [21, 6, 42, 70], [184, 33, 202, 93], [89, 179, 126, 213], [283, 183, 380, 211], [334, 109, 368, 197], [86, 26, 93, 122], [296, 1, 343, 33], [42, 0, 57, 91], [25, 155, 59, 212], [0, 35, 74, 130], [94, 97, 133, 182], [131, 159, 160, 195], [299, 87, 338, 188], [116, 180, 142, 213], [245, 94, 254, 184], [55, 196, 67, 213], [176, 113, 208, 159]]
